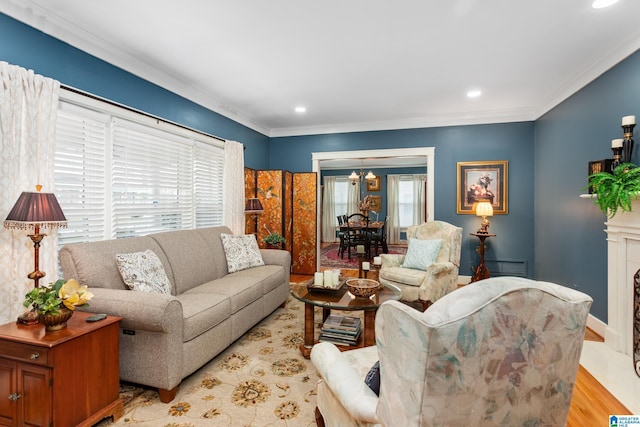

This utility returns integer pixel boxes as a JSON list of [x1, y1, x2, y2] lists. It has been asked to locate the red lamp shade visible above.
[[4, 191, 67, 230]]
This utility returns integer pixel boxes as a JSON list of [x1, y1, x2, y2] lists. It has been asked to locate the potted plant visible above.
[[587, 162, 640, 218], [24, 279, 93, 330], [262, 232, 286, 248]]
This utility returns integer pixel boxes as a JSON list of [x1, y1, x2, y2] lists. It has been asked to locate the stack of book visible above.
[[319, 314, 362, 346]]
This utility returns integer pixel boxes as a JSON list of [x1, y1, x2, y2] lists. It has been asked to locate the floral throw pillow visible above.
[[221, 233, 265, 273], [115, 249, 172, 294], [402, 238, 443, 271]]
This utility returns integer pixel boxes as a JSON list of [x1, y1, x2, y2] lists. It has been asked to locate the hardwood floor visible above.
[[290, 272, 631, 425]]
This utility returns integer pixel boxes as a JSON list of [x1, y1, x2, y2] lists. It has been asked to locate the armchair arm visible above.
[[76, 287, 183, 332], [310, 342, 380, 424], [417, 261, 458, 302], [380, 253, 404, 268]]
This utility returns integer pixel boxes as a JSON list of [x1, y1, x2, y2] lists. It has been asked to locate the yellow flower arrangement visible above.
[[24, 278, 94, 316]]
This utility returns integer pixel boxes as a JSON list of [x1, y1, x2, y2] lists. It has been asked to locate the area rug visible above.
[[320, 243, 406, 269], [97, 294, 324, 427]]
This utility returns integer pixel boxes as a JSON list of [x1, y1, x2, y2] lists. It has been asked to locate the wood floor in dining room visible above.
[[290, 269, 631, 426]]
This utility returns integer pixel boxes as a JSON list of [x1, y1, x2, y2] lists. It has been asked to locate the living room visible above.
[[1, 1, 640, 425]]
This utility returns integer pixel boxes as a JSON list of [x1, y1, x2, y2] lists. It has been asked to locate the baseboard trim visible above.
[[587, 313, 607, 339]]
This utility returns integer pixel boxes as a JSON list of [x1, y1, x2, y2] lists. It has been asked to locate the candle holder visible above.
[[622, 122, 635, 164], [612, 146, 623, 169], [358, 253, 365, 278]]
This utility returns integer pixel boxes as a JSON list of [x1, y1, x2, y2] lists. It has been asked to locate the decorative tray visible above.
[[307, 279, 346, 293]]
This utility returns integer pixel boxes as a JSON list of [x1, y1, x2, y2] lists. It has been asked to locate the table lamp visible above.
[[4, 185, 67, 325], [475, 201, 493, 234], [244, 197, 264, 234]]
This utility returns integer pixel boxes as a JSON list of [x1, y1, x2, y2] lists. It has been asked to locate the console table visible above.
[[0, 311, 123, 426], [470, 233, 495, 283]]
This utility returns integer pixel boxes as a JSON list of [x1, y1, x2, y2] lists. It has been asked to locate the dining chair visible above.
[[368, 216, 388, 256], [345, 213, 370, 259], [337, 215, 347, 257]]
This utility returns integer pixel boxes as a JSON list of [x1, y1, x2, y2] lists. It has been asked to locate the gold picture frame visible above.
[[366, 176, 381, 191], [369, 195, 381, 211], [456, 161, 508, 214]]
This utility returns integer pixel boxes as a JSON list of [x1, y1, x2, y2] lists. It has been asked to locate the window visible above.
[[397, 177, 414, 228], [54, 89, 225, 248], [333, 178, 349, 223]]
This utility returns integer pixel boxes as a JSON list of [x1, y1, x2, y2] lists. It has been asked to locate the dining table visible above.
[[339, 220, 386, 258]]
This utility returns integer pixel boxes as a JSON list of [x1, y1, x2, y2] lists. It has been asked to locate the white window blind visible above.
[[398, 177, 414, 228], [54, 102, 109, 244], [112, 118, 194, 237], [54, 89, 225, 248]]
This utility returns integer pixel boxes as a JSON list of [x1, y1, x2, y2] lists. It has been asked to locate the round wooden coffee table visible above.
[[290, 279, 401, 358]]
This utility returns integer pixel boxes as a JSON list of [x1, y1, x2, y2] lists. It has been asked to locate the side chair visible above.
[[311, 277, 593, 427], [378, 220, 462, 310]]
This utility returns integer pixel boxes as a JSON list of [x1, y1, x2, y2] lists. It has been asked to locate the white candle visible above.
[[324, 270, 333, 287], [356, 245, 365, 254], [332, 270, 340, 286], [362, 261, 370, 271], [612, 138, 624, 148], [314, 272, 324, 287], [373, 256, 382, 265], [622, 115, 636, 126]]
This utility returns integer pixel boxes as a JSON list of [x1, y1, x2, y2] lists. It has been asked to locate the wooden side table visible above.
[[0, 311, 123, 426], [470, 233, 495, 282]]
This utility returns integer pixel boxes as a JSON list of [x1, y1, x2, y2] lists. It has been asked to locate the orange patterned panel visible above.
[[244, 167, 257, 235], [292, 172, 317, 274], [256, 170, 284, 248]]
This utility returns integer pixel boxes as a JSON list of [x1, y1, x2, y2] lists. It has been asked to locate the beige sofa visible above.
[[59, 226, 291, 402]]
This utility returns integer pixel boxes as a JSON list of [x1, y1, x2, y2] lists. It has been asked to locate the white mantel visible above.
[[605, 198, 640, 359]]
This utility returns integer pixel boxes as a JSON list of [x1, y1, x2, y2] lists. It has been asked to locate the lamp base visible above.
[[16, 308, 39, 325]]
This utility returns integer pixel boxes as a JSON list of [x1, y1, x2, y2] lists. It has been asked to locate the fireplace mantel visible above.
[[605, 198, 640, 357]]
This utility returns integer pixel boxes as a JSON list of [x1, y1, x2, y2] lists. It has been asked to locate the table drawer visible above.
[[0, 340, 50, 365]]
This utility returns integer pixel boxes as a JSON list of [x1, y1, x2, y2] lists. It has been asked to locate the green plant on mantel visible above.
[[587, 162, 640, 218]]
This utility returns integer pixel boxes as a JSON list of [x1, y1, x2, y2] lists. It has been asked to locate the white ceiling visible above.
[[2, 0, 640, 138]]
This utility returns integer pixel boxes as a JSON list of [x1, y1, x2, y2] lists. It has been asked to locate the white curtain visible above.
[[322, 176, 337, 243], [413, 174, 428, 224], [223, 140, 245, 234], [0, 62, 60, 325], [347, 180, 360, 214], [387, 174, 401, 244]]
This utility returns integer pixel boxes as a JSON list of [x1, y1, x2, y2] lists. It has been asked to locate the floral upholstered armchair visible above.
[[378, 221, 462, 310], [311, 277, 593, 427]]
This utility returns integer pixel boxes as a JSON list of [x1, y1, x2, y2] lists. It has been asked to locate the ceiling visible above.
[[2, 0, 640, 139]]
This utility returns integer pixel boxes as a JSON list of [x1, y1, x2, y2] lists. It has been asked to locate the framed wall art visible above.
[[456, 161, 508, 214], [366, 176, 381, 191]]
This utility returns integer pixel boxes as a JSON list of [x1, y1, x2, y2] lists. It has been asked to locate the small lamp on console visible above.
[[475, 201, 493, 234], [4, 185, 67, 325]]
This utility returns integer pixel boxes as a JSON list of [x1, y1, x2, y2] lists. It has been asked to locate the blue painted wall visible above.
[[0, 13, 271, 169], [270, 123, 536, 280], [534, 49, 640, 322]]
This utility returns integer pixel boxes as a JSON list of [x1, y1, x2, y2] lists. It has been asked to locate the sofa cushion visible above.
[[220, 233, 265, 273], [378, 266, 425, 287], [402, 238, 442, 270], [176, 293, 231, 342], [115, 250, 172, 294], [227, 265, 287, 295], [183, 276, 263, 314]]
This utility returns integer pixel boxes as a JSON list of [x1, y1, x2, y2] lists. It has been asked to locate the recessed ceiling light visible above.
[[294, 106, 307, 113], [467, 90, 482, 98], [592, 0, 619, 9]]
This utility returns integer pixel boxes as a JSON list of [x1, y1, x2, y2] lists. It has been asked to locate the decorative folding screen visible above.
[[244, 168, 317, 274]]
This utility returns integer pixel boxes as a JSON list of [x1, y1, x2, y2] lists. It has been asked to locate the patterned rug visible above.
[[97, 292, 323, 427], [320, 243, 406, 269]]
